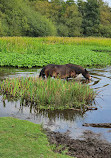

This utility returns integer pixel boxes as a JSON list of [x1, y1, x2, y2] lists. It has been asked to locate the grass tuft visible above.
[[0, 77, 95, 110]]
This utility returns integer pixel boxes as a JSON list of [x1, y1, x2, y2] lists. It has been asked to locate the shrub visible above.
[[0, 0, 57, 36]]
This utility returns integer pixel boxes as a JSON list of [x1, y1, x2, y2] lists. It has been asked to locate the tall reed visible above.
[[0, 77, 95, 110]]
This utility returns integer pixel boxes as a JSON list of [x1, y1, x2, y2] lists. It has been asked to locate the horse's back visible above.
[[66, 64, 85, 73]]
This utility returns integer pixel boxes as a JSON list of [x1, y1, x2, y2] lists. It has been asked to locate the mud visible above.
[[46, 129, 111, 158], [83, 123, 111, 128]]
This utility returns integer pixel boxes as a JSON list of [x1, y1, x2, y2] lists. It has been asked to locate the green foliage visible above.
[[0, 0, 111, 37], [0, 117, 72, 158], [0, 0, 57, 37], [0, 77, 95, 110], [0, 37, 111, 68], [61, 4, 82, 37], [0, 10, 8, 36], [78, 0, 111, 37], [99, 25, 111, 37], [57, 24, 69, 36], [98, 0, 111, 37], [32, 0, 82, 36], [82, 0, 100, 36]]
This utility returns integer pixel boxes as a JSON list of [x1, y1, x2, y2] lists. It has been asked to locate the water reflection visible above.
[[35, 109, 83, 122], [1, 97, 83, 122], [0, 66, 111, 142], [0, 67, 41, 81]]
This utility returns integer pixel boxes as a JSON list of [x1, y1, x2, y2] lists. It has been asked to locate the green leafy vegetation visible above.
[[0, 77, 95, 110], [0, 0, 111, 37], [0, 117, 72, 158], [0, 37, 111, 68], [0, 0, 56, 37]]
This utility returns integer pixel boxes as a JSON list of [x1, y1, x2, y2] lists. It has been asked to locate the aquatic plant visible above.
[[0, 77, 95, 110], [0, 37, 111, 68]]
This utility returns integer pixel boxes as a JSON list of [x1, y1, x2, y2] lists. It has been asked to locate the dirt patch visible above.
[[45, 129, 111, 158], [83, 123, 111, 128]]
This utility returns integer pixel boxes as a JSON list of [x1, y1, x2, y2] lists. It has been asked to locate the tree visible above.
[[0, 0, 57, 36], [77, 0, 86, 17], [80, 0, 100, 36], [63, 4, 82, 36], [32, 0, 82, 36], [98, 0, 111, 37]]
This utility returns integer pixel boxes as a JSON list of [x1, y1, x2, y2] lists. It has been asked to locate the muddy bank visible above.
[[83, 123, 111, 128], [46, 129, 111, 158]]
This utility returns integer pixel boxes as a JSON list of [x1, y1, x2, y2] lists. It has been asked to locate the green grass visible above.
[[0, 37, 111, 68], [0, 77, 95, 110], [0, 117, 72, 158]]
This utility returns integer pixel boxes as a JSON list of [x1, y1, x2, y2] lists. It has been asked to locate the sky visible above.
[[103, 0, 111, 7], [74, 0, 111, 7]]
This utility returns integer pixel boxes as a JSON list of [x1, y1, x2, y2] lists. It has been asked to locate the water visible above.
[[0, 66, 111, 142]]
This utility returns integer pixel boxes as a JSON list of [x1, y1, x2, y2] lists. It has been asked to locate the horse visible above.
[[65, 64, 92, 80], [39, 64, 91, 80], [39, 64, 76, 80], [51, 65, 76, 79]]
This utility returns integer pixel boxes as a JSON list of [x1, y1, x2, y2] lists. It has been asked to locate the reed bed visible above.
[[0, 77, 95, 110], [43, 36, 111, 46]]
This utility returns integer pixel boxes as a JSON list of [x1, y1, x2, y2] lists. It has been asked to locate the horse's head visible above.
[[83, 69, 92, 80]]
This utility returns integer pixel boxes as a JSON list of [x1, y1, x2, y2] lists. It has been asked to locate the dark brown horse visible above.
[[39, 64, 91, 80], [39, 64, 76, 80]]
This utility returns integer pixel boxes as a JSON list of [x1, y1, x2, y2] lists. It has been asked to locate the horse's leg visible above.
[[55, 73, 60, 79], [71, 71, 76, 78], [65, 77, 69, 81], [45, 70, 50, 78]]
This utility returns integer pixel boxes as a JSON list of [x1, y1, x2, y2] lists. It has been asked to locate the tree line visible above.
[[0, 0, 111, 37]]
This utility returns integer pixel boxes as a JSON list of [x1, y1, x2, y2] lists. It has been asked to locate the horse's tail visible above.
[[39, 67, 46, 78]]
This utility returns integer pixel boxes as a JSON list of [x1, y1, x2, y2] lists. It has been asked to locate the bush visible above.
[[99, 24, 111, 37], [0, 0, 57, 36], [57, 24, 69, 37]]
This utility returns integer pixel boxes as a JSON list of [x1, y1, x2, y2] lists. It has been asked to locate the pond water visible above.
[[0, 67, 111, 142]]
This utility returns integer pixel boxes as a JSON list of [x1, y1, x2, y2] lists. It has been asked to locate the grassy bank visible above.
[[0, 37, 111, 68], [0, 117, 72, 158], [0, 77, 95, 110]]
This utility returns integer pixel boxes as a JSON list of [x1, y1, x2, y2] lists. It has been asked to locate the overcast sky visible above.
[[74, 0, 111, 7], [103, 0, 111, 6]]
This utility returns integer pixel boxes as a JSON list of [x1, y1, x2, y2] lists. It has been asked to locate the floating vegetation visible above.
[[0, 77, 96, 110], [0, 37, 111, 68]]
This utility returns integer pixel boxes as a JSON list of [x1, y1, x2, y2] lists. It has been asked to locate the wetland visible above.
[[0, 37, 111, 157], [0, 66, 111, 157]]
